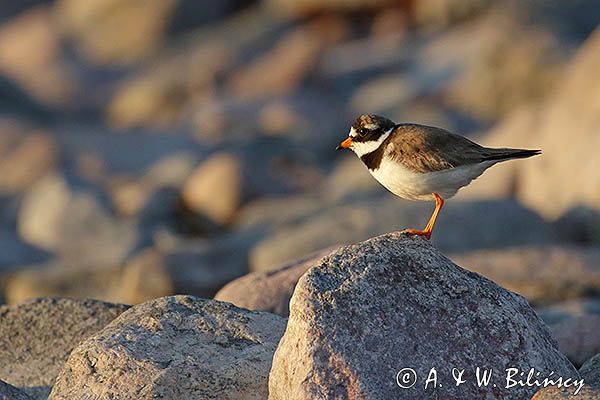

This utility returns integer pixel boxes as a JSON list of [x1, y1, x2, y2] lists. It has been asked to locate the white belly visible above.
[[370, 159, 496, 201]]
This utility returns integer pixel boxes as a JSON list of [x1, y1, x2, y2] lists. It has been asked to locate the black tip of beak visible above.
[[335, 145, 343, 151]]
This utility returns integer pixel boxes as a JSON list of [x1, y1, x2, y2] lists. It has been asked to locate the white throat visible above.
[[349, 127, 393, 157]]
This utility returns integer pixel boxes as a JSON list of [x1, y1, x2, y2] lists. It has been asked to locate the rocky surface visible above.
[[579, 353, 600, 387], [269, 232, 577, 400], [0, 0, 598, 308], [4, 229, 257, 305], [0, 298, 129, 400], [49, 296, 286, 400], [4, 259, 123, 304], [532, 386, 600, 399], [215, 247, 335, 317], [1, 2, 600, 397], [450, 245, 600, 305], [17, 173, 139, 265], [0, 380, 31, 400], [251, 198, 557, 271], [536, 298, 600, 326], [550, 315, 600, 367], [484, 26, 600, 219], [0, 120, 56, 196], [181, 151, 242, 226]]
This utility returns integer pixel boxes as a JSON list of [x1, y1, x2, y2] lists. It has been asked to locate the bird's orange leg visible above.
[[404, 193, 444, 240]]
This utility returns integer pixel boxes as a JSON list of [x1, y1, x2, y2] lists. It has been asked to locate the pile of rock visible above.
[[1, 233, 597, 399]]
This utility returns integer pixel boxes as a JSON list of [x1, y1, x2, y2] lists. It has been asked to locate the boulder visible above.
[[54, 0, 248, 65], [6, 229, 255, 305], [105, 5, 282, 128], [110, 152, 196, 217], [437, 4, 566, 120], [0, 120, 56, 196], [265, 0, 395, 17], [536, 298, 600, 326], [4, 259, 123, 304], [0, 223, 49, 274], [116, 231, 255, 304], [450, 245, 600, 305], [322, 156, 384, 203], [181, 152, 242, 226], [0, 380, 31, 400], [532, 386, 600, 399], [269, 232, 577, 399], [551, 315, 600, 367], [413, 0, 494, 30], [17, 174, 139, 265], [251, 198, 557, 271], [0, 5, 78, 107], [481, 26, 600, 218], [0, 298, 129, 400], [459, 104, 542, 200], [215, 247, 336, 317], [234, 194, 322, 231], [54, 0, 178, 64], [49, 296, 286, 400], [579, 353, 600, 387], [227, 18, 347, 99], [554, 206, 600, 245]]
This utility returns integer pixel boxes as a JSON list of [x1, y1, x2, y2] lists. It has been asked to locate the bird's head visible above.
[[336, 114, 396, 157]]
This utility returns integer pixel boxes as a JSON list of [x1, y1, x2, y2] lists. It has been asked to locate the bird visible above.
[[336, 114, 541, 239]]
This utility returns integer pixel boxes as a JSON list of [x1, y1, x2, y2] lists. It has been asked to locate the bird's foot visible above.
[[402, 228, 432, 240]]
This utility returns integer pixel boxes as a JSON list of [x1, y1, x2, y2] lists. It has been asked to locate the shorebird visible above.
[[336, 114, 541, 239]]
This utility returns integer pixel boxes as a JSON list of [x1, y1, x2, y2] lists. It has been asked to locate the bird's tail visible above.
[[482, 148, 542, 162]]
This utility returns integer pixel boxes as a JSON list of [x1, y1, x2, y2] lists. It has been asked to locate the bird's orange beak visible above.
[[336, 137, 353, 150]]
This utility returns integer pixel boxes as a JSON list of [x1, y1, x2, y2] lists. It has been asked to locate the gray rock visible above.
[[536, 298, 600, 326], [106, 5, 285, 128], [413, 0, 494, 30], [554, 206, 600, 245], [0, 120, 56, 196], [17, 174, 139, 266], [269, 232, 577, 400], [54, 0, 177, 65], [215, 247, 336, 317], [55, 0, 248, 65], [117, 231, 256, 304], [436, 3, 567, 120], [109, 152, 196, 217], [0, 380, 31, 400], [484, 26, 600, 218], [234, 194, 323, 231], [181, 152, 242, 226], [0, 298, 129, 400], [265, 0, 394, 16], [321, 156, 385, 203], [4, 259, 123, 304], [0, 6, 80, 108], [227, 19, 346, 100], [6, 228, 256, 305], [551, 315, 600, 367], [579, 353, 600, 387], [49, 296, 286, 400], [450, 245, 600, 306], [251, 198, 557, 271], [0, 227, 48, 274]]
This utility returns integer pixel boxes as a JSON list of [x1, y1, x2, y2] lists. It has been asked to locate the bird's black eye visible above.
[[358, 128, 367, 137]]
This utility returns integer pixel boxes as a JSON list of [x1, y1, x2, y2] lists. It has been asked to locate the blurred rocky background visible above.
[[0, 0, 599, 348]]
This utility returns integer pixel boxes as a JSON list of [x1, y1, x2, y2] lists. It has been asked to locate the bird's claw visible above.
[[402, 228, 432, 240]]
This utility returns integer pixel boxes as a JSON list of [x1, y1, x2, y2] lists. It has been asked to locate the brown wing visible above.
[[384, 124, 499, 173]]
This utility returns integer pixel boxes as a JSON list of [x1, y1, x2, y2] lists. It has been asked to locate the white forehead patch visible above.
[[349, 127, 357, 138]]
